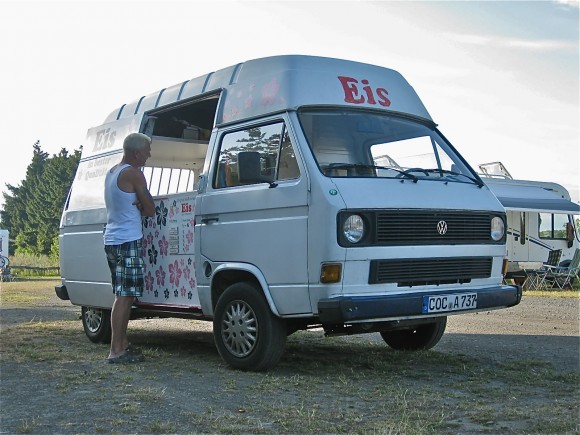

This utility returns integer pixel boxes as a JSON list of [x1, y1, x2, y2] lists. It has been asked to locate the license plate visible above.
[[422, 293, 477, 313]]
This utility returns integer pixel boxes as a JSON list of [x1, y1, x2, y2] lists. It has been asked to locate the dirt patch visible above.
[[0, 281, 578, 434]]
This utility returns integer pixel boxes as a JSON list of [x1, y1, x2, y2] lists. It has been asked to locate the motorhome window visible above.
[[539, 212, 569, 239], [213, 122, 299, 189], [298, 109, 475, 182], [143, 166, 195, 197]]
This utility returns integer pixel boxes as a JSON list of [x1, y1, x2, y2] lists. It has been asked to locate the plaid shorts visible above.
[[104, 239, 144, 297]]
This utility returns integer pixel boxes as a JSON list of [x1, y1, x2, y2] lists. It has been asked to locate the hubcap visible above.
[[221, 300, 258, 357], [84, 308, 103, 333]]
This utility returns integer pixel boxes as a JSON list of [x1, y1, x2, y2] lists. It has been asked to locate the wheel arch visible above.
[[210, 263, 280, 317]]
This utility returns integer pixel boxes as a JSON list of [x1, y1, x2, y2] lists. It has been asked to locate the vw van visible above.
[[57, 55, 521, 370]]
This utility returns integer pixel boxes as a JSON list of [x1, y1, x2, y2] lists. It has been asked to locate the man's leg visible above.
[[108, 295, 135, 359]]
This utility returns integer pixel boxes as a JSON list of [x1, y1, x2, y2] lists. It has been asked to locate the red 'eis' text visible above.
[[338, 76, 391, 107]]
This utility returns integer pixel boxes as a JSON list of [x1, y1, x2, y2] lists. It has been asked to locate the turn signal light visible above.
[[320, 263, 342, 284], [502, 258, 509, 276]]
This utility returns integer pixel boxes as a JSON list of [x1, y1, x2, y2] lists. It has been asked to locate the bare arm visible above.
[[133, 172, 155, 217]]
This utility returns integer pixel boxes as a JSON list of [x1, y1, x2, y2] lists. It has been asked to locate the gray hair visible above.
[[123, 133, 152, 153]]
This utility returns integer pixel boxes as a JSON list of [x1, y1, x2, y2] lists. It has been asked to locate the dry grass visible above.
[[1, 279, 578, 434]]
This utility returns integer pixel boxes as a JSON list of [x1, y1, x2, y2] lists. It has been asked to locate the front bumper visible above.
[[317, 285, 522, 324]]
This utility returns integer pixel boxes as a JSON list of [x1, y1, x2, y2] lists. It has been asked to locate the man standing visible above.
[[104, 133, 155, 363]]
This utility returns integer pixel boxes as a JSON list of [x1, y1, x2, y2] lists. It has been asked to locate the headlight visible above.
[[491, 216, 505, 241], [343, 214, 365, 243]]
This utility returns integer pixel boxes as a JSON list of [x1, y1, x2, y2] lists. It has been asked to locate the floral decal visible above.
[[156, 201, 168, 227], [169, 260, 182, 288], [155, 266, 166, 287], [158, 236, 168, 257], [145, 271, 154, 292], [148, 243, 158, 265], [141, 196, 198, 306]]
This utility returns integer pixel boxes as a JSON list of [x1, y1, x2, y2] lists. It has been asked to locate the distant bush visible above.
[[8, 253, 60, 277]]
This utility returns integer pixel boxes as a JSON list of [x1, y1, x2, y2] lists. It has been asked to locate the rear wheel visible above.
[[81, 306, 112, 344], [380, 317, 447, 351], [213, 282, 286, 371]]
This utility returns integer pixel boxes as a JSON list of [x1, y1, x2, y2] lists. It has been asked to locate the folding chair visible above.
[[544, 248, 580, 290], [523, 249, 562, 290]]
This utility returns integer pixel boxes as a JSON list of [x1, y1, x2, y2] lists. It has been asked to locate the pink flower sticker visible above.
[[145, 271, 154, 292], [169, 260, 182, 288], [158, 236, 168, 257], [155, 266, 166, 286]]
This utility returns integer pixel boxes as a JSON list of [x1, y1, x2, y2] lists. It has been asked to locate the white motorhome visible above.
[[0, 229, 8, 259], [57, 55, 521, 370], [480, 162, 580, 283]]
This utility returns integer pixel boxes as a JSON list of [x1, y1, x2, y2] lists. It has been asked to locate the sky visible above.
[[0, 0, 578, 211]]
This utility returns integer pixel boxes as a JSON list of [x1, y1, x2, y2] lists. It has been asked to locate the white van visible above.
[[479, 163, 580, 283], [56, 55, 521, 370]]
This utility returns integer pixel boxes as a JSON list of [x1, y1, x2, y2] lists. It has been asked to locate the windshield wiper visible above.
[[423, 169, 484, 188], [322, 163, 418, 182]]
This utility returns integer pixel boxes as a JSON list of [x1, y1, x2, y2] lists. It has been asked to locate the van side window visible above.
[[214, 122, 300, 188], [539, 212, 569, 239], [143, 167, 196, 196]]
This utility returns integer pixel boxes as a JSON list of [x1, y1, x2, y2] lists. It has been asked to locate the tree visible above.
[[2, 142, 47, 255], [1, 142, 80, 257]]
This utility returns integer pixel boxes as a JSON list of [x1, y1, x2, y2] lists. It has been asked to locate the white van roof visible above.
[[102, 55, 432, 126], [484, 178, 580, 214]]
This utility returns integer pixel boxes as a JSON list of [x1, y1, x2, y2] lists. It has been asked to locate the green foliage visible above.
[[1, 142, 80, 257], [7, 253, 60, 277]]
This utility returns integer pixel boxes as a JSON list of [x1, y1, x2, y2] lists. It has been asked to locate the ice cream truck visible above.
[[56, 55, 521, 370]]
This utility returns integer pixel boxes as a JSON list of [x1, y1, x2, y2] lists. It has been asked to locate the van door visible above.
[[198, 117, 310, 315], [509, 210, 530, 263]]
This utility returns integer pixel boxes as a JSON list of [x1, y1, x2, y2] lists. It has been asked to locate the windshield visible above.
[[298, 109, 481, 185]]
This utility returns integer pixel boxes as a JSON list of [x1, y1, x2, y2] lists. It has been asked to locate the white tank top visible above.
[[103, 164, 143, 245]]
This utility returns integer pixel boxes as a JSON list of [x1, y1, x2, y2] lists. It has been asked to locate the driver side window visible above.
[[214, 122, 300, 188]]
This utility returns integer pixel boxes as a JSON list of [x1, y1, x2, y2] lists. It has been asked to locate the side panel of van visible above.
[[60, 115, 143, 308]]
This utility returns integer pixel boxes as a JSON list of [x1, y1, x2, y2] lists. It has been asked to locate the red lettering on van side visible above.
[[376, 88, 391, 107], [338, 76, 391, 107], [338, 76, 365, 104], [361, 80, 376, 105]]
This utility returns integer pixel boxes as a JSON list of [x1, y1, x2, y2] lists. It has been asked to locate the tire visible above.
[[81, 306, 112, 344], [380, 317, 447, 351], [213, 282, 286, 371]]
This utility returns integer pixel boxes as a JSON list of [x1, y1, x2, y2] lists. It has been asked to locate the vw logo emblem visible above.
[[437, 220, 448, 235]]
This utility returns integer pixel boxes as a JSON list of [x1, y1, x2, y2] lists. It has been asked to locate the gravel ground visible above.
[[0, 283, 578, 434]]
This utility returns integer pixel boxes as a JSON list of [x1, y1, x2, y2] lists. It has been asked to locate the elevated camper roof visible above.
[[101, 55, 433, 126], [483, 177, 580, 214]]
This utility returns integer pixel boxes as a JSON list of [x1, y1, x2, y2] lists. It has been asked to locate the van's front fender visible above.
[[206, 262, 280, 318]]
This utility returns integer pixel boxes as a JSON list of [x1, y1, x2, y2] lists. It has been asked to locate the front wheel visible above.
[[213, 282, 286, 371], [81, 306, 112, 344], [380, 317, 447, 351]]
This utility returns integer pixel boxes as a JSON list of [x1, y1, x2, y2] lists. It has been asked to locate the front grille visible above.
[[369, 257, 493, 286], [375, 210, 494, 245]]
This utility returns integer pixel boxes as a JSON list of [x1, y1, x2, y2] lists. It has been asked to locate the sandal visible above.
[[126, 344, 142, 354], [107, 351, 145, 364]]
